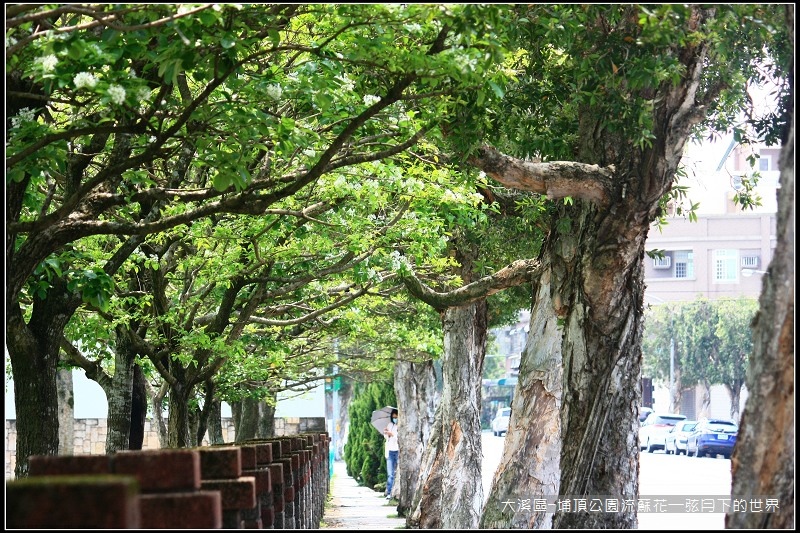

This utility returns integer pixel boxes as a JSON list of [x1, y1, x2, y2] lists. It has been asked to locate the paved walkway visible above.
[[321, 460, 406, 530]]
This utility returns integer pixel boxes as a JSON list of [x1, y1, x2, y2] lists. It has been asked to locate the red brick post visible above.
[[6, 474, 141, 528], [197, 446, 257, 529]]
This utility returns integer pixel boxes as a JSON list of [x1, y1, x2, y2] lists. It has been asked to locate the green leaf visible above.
[[488, 80, 505, 98], [213, 173, 232, 192], [221, 33, 237, 49]]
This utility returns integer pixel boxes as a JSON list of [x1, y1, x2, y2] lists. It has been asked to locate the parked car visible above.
[[491, 407, 511, 436], [639, 413, 687, 453], [687, 418, 738, 458], [664, 420, 698, 455], [639, 406, 654, 424]]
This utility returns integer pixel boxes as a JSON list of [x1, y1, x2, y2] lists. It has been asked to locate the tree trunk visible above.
[[167, 382, 193, 448], [437, 301, 487, 529], [407, 402, 444, 529], [552, 220, 644, 529], [394, 358, 439, 517], [698, 380, 712, 420], [670, 365, 683, 414], [334, 382, 352, 460], [206, 398, 225, 444], [56, 368, 74, 456], [7, 297, 72, 477], [235, 396, 260, 442], [257, 398, 276, 438], [726, 383, 742, 422], [147, 380, 169, 449], [129, 364, 147, 450], [727, 36, 794, 527], [188, 404, 201, 447], [105, 328, 138, 453], [480, 280, 563, 528]]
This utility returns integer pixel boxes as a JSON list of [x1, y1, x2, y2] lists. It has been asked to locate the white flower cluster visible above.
[[265, 84, 282, 101], [74, 72, 98, 89], [10, 107, 36, 129], [107, 84, 126, 105], [136, 86, 151, 102], [36, 54, 58, 72], [389, 250, 411, 272], [363, 94, 380, 106], [337, 75, 355, 92]]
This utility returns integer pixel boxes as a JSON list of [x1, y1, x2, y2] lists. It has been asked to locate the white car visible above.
[[491, 407, 511, 436], [639, 413, 687, 453]]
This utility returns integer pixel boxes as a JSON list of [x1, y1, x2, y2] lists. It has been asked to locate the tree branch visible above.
[[402, 258, 541, 310], [468, 145, 615, 206]]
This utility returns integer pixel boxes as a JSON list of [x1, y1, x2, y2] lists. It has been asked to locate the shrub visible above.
[[343, 379, 396, 490]]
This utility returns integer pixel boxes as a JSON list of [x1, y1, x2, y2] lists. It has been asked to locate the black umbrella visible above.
[[370, 405, 396, 433]]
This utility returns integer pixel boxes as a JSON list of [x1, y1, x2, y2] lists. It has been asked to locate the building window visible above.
[[652, 255, 671, 269], [674, 251, 694, 279], [758, 156, 771, 171], [714, 249, 739, 282], [741, 255, 760, 268]]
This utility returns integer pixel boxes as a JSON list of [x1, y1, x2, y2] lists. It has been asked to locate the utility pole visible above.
[[332, 338, 340, 461], [646, 293, 677, 413]]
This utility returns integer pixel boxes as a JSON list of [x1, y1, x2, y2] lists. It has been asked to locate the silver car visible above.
[[639, 413, 687, 453], [664, 420, 698, 455], [491, 407, 511, 436]]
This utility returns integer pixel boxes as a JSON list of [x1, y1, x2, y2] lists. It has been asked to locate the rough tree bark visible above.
[[438, 301, 488, 529], [7, 282, 78, 477], [257, 397, 277, 439], [129, 364, 147, 450], [394, 358, 439, 517], [104, 326, 139, 453], [234, 396, 261, 443], [407, 402, 444, 528], [727, 9, 794, 523], [480, 279, 563, 528], [206, 398, 226, 445], [56, 368, 74, 456]]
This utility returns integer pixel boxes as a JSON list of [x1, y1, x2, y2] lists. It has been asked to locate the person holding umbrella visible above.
[[383, 408, 399, 499]]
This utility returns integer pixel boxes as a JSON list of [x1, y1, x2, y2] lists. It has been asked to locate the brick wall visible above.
[[5, 417, 325, 480]]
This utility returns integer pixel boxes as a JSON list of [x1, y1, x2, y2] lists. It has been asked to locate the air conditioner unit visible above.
[[652, 256, 671, 269], [741, 256, 759, 268]]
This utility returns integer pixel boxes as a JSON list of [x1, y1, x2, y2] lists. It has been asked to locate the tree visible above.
[[643, 298, 758, 420], [714, 298, 758, 421], [6, 4, 508, 475], [460, 5, 790, 528], [728, 7, 794, 528]]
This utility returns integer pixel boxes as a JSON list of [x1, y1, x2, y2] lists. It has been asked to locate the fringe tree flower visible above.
[[10, 107, 36, 129], [107, 84, 126, 105], [36, 54, 58, 72], [74, 72, 98, 89], [265, 84, 282, 101]]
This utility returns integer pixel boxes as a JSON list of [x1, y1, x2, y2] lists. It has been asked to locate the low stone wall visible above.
[[5, 417, 325, 480]]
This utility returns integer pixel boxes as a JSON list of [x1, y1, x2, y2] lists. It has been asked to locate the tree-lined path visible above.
[[321, 460, 405, 530]]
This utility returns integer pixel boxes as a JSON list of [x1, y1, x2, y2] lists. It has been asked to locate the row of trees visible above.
[[642, 297, 758, 420], [6, 4, 793, 529]]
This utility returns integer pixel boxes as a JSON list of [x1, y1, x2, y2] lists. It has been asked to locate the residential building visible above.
[[643, 137, 783, 421]]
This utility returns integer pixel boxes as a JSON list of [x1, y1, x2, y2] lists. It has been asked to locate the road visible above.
[[481, 431, 732, 529]]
